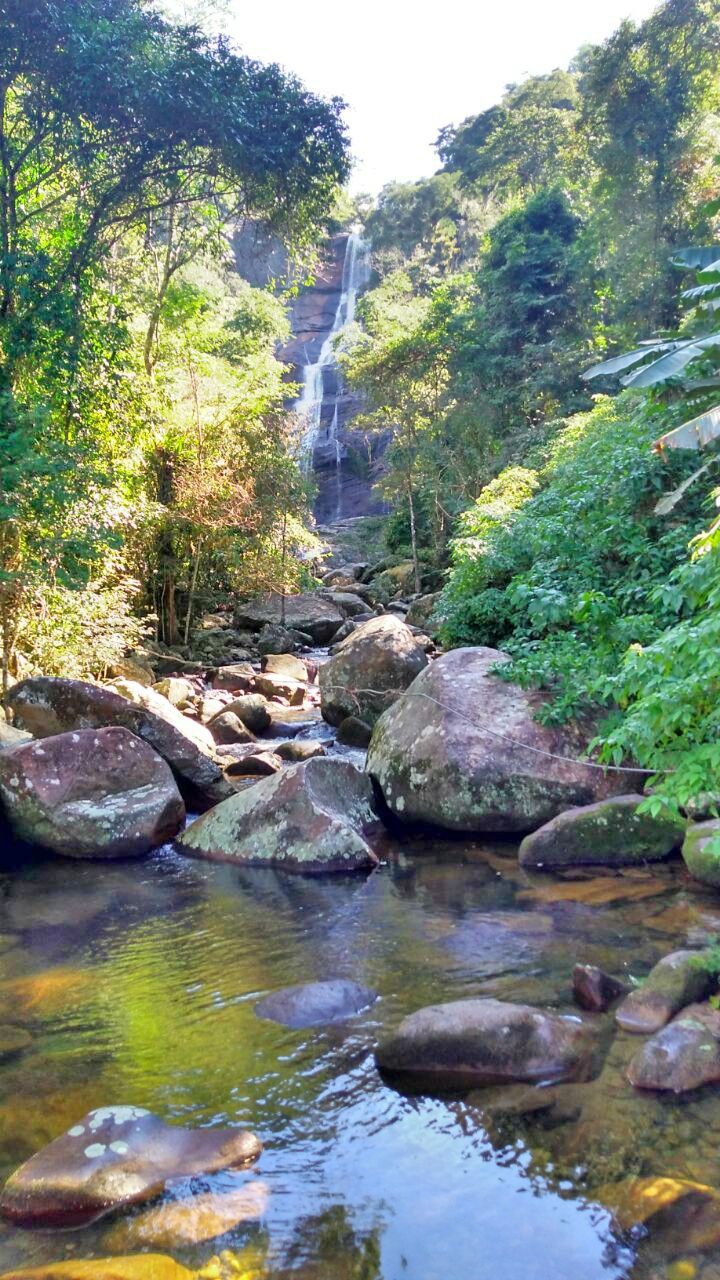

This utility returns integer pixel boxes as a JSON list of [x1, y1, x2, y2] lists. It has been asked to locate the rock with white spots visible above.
[[319, 614, 428, 729], [5, 677, 230, 810], [178, 757, 382, 873], [0, 1106, 262, 1228], [367, 647, 640, 833], [0, 728, 184, 858]]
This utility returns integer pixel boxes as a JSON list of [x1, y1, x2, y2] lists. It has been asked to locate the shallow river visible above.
[[1, 834, 720, 1279]]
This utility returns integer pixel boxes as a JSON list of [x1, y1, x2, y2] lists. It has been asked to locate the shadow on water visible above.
[[0, 831, 718, 1277]]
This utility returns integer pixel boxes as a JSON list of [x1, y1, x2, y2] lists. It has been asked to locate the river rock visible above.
[[405, 593, 441, 629], [0, 721, 32, 751], [375, 998, 597, 1086], [104, 1179, 269, 1250], [275, 739, 327, 762], [152, 677, 194, 708], [5, 678, 229, 810], [336, 715, 372, 748], [209, 712, 255, 746], [0, 1258, 193, 1280], [682, 818, 720, 886], [255, 979, 378, 1028], [0, 728, 185, 858], [320, 591, 370, 617], [262, 653, 309, 682], [106, 655, 155, 687], [221, 694, 270, 735], [627, 1011, 720, 1092], [0, 1025, 32, 1057], [319, 615, 428, 729], [253, 672, 304, 705], [210, 662, 256, 693], [224, 750, 282, 778], [518, 795, 685, 869], [0, 1105, 262, 1228], [572, 964, 628, 1012], [178, 757, 382, 873], [235, 593, 344, 644], [615, 950, 713, 1033], [367, 647, 640, 833]]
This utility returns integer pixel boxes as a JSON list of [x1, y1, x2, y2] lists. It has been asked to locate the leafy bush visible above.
[[440, 394, 708, 721]]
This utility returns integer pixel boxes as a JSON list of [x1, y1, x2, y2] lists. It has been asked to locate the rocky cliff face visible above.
[[283, 233, 388, 525]]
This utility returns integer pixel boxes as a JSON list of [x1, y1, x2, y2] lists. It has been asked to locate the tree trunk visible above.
[[183, 538, 202, 647], [407, 476, 421, 594]]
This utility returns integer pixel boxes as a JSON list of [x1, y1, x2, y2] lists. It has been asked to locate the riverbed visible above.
[[2, 835, 720, 1278]]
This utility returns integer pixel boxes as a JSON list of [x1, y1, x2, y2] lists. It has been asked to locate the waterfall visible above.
[[294, 228, 371, 468]]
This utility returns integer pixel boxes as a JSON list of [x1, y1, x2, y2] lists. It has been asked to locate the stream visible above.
[[2, 818, 720, 1278]]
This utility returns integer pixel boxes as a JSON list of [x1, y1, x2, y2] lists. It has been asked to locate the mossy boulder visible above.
[[518, 794, 685, 869], [367, 647, 640, 834], [616, 950, 714, 1033], [178, 757, 382, 874], [682, 819, 720, 886], [627, 1011, 720, 1093]]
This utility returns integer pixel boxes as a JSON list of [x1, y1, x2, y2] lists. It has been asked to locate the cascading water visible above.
[[294, 228, 371, 516]]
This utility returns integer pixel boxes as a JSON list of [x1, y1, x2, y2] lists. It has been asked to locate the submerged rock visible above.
[[178, 757, 382, 874], [682, 818, 720, 886], [375, 997, 597, 1087], [235, 593, 344, 644], [104, 1178, 269, 1250], [601, 1176, 720, 1256], [6, 677, 229, 810], [367, 647, 639, 833], [627, 1010, 720, 1092], [0, 1258, 193, 1280], [0, 1105, 261, 1228], [572, 964, 628, 1013], [0, 728, 184, 858], [518, 795, 685, 869], [255, 979, 378, 1028], [615, 950, 713, 1033], [319, 614, 428, 729]]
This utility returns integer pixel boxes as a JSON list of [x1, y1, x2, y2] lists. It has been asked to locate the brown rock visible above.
[[235, 593, 344, 644], [274, 739, 327, 762], [0, 1257, 192, 1280], [367, 647, 644, 834], [224, 751, 282, 778], [262, 653, 309, 682], [0, 1106, 261, 1228], [211, 663, 256, 693], [336, 715, 372, 748], [319, 614, 428, 729], [0, 728, 184, 858], [104, 1178, 269, 1250], [572, 964, 628, 1012], [5, 678, 229, 811], [209, 712, 255, 746], [222, 694, 270, 735], [615, 950, 713, 1033], [253, 672, 305, 705], [627, 1014, 720, 1092]]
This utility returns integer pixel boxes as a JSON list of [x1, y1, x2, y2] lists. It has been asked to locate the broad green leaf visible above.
[[582, 343, 676, 381], [624, 335, 720, 388], [671, 246, 720, 270], [652, 403, 720, 452]]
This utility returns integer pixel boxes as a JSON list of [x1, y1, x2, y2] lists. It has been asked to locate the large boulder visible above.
[[178, 757, 382, 874], [682, 819, 720, 886], [319, 591, 370, 617], [375, 998, 597, 1087], [367, 647, 640, 833], [319, 615, 428, 729], [255, 979, 378, 1028], [0, 1105, 261, 1228], [615, 950, 713, 1033], [0, 728, 184, 858], [5, 678, 230, 810], [235, 593, 344, 644], [518, 795, 685, 869]]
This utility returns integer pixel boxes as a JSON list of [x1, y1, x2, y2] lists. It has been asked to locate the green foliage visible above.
[[440, 395, 708, 721]]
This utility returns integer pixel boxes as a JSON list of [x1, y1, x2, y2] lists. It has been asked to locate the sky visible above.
[[192, 0, 662, 194]]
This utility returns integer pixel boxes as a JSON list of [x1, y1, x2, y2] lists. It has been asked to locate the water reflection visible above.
[[0, 838, 716, 1277]]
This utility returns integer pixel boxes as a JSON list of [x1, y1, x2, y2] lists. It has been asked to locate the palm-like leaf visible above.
[[582, 342, 677, 381], [623, 334, 720, 388], [652, 403, 720, 453], [671, 246, 720, 270]]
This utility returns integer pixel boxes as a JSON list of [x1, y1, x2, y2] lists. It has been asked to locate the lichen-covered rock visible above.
[[178, 757, 382, 874], [0, 728, 184, 858], [682, 819, 720, 886], [518, 795, 685, 869], [627, 1011, 720, 1092], [0, 1106, 261, 1228], [375, 998, 597, 1087], [6, 678, 229, 811], [336, 715, 372, 748], [235, 593, 344, 644], [255, 979, 378, 1028], [319, 615, 428, 729], [367, 647, 640, 833], [405, 592, 442, 629], [210, 663, 256, 693], [152, 677, 194, 707], [615, 950, 713, 1033]]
